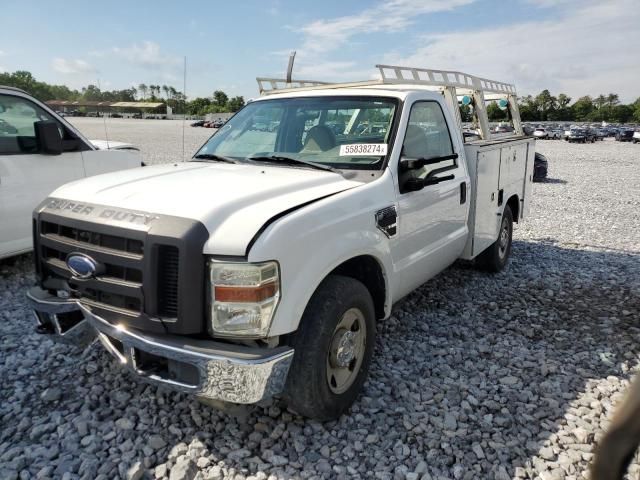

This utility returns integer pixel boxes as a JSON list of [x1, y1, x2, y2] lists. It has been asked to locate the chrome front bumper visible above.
[[27, 287, 294, 404]]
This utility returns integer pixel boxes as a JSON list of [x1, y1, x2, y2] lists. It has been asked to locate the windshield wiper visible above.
[[192, 153, 238, 164], [247, 155, 339, 173]]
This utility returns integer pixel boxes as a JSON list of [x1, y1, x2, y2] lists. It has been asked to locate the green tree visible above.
[[534, 89, 557, 121], [138, 83, 148, 100], [572, 96, 594, 121], [81, 84, 102, 101], [518, 95, 538, 121], [486, 101, 507, 121], [633, 98, 640, 123], [213, 90, 229, 108], [226, 96, 245, 112], [188, 97, 212, 115], [611, 104, 633, 123]]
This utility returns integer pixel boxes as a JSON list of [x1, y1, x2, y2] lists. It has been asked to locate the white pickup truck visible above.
[[0, 86, 142, 260], [27, 65, 534, 420]]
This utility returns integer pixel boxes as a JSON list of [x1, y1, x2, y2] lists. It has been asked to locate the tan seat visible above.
[[302, 125, 336, 152], [403, 125, 429, 158]]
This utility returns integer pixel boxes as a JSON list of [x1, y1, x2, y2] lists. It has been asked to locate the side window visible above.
[[401, 101, 456, 179], [0, 94, 61, 155]]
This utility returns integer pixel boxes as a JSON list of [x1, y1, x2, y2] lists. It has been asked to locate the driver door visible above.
[[0, 93, 84, 257], [394, 100, 469, 294]]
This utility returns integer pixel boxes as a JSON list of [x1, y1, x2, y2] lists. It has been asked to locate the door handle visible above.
[[460, 181, 467, 204]]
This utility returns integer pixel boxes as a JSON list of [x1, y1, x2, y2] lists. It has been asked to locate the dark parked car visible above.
[[615, 129, 634, 142], [211, 119, 225, 128], [567, 128, 587, 143], [594, 129, 607, 141], [533, 152, 548, 182], [494, 124, 514, 133], [191, 120, 205, 127], [110, 113, 123, 118], [583, 129, 598, 143]]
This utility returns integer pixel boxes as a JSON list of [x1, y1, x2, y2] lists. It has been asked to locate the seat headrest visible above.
[[403, 125, 428, 158], [303, 125, 336, 152]]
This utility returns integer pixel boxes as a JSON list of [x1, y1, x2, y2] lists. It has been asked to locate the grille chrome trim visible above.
[[40, 233, 143, 260], [43, 258, 143, 289]]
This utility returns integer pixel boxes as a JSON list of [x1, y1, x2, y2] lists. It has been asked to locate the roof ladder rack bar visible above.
[[257, 77, 333, 95], [376, 64, 515, 95]]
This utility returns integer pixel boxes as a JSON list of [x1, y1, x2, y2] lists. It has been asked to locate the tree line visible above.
[[2, 70, 638, 122], [0, 70, 244, 115], [485, 90, 640, 123]]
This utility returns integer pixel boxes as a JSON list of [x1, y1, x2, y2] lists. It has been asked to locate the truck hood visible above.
[[50, 162, 362, 255]]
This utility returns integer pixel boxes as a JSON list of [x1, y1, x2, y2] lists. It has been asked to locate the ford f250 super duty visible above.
[[27, 65, 534, 420]]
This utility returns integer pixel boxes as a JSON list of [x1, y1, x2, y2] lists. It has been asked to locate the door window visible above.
[[0, 94, 61, 154], [401, 101, 456, 180]]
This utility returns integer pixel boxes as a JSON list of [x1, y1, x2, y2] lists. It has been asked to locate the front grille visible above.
[[34, 202, 208, 335], [157, 245, 179, 317], [39, 219, 147, 317]]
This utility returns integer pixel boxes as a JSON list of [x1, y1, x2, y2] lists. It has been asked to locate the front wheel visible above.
[[476, 205, 513, 272], [283, 275, 376, 420]]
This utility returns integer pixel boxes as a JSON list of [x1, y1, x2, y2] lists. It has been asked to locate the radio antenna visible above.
[[97, 78, 110, 149], [182, 56, 187, 162]]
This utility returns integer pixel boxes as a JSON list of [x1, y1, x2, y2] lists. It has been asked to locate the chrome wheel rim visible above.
[[326, 308, 366, 394], [498, 217, 510, 259]]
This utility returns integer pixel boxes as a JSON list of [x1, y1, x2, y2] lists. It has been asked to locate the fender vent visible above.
[[375, 206, 397, 238]]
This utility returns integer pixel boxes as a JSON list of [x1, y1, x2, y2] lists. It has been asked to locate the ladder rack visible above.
[[375, 65, 516, 96], [256, 78, 332, 95], [255, 64, 522, 139]]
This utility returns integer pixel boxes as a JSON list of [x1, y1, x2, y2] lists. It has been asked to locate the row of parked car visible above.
[[528, 125, 640, 143], [191, 118, 226, 128]]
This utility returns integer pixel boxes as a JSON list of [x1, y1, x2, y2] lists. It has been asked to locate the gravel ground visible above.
[[1, 134, 639, 480], [68, 118, 214, 164]]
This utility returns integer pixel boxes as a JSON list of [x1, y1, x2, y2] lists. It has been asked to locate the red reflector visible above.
[[214, 282, 277, 303]]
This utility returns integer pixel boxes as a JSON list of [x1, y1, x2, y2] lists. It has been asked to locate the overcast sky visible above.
[[0, 0, 637, 102]]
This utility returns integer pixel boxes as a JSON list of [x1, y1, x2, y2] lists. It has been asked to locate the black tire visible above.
[[283, 275, 376, 420], [476, 205, 513, 273]]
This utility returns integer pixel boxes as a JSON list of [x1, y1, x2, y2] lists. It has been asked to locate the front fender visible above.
[[247, 171, 398, 336]]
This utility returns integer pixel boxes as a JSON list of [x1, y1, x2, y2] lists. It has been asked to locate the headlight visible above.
[[209, 261, 280, 337]]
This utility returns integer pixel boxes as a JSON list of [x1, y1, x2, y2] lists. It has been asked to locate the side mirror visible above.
[[403, 177, 425, 192], [35, 120, 63, 155]]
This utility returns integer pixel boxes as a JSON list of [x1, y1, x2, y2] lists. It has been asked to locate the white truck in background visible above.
[[28, 65, 534, 420], [0, 86, 142, 260]]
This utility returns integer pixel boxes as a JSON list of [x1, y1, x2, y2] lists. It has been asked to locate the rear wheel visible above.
[[283, 275, 376, 420], [476, 205, 513, 272]]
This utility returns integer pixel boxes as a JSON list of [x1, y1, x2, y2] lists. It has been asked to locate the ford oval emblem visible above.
[[66, 253, 99, 279]]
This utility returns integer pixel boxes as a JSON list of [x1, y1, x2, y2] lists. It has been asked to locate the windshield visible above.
[[193, 96, 398, 170]]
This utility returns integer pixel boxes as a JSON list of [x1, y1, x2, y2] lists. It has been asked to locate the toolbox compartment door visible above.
[[472, 149, 501, 256]]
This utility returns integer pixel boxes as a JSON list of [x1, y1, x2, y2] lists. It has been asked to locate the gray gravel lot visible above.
[[1, 130, 639, 479], [69, 118, 214, 164]]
